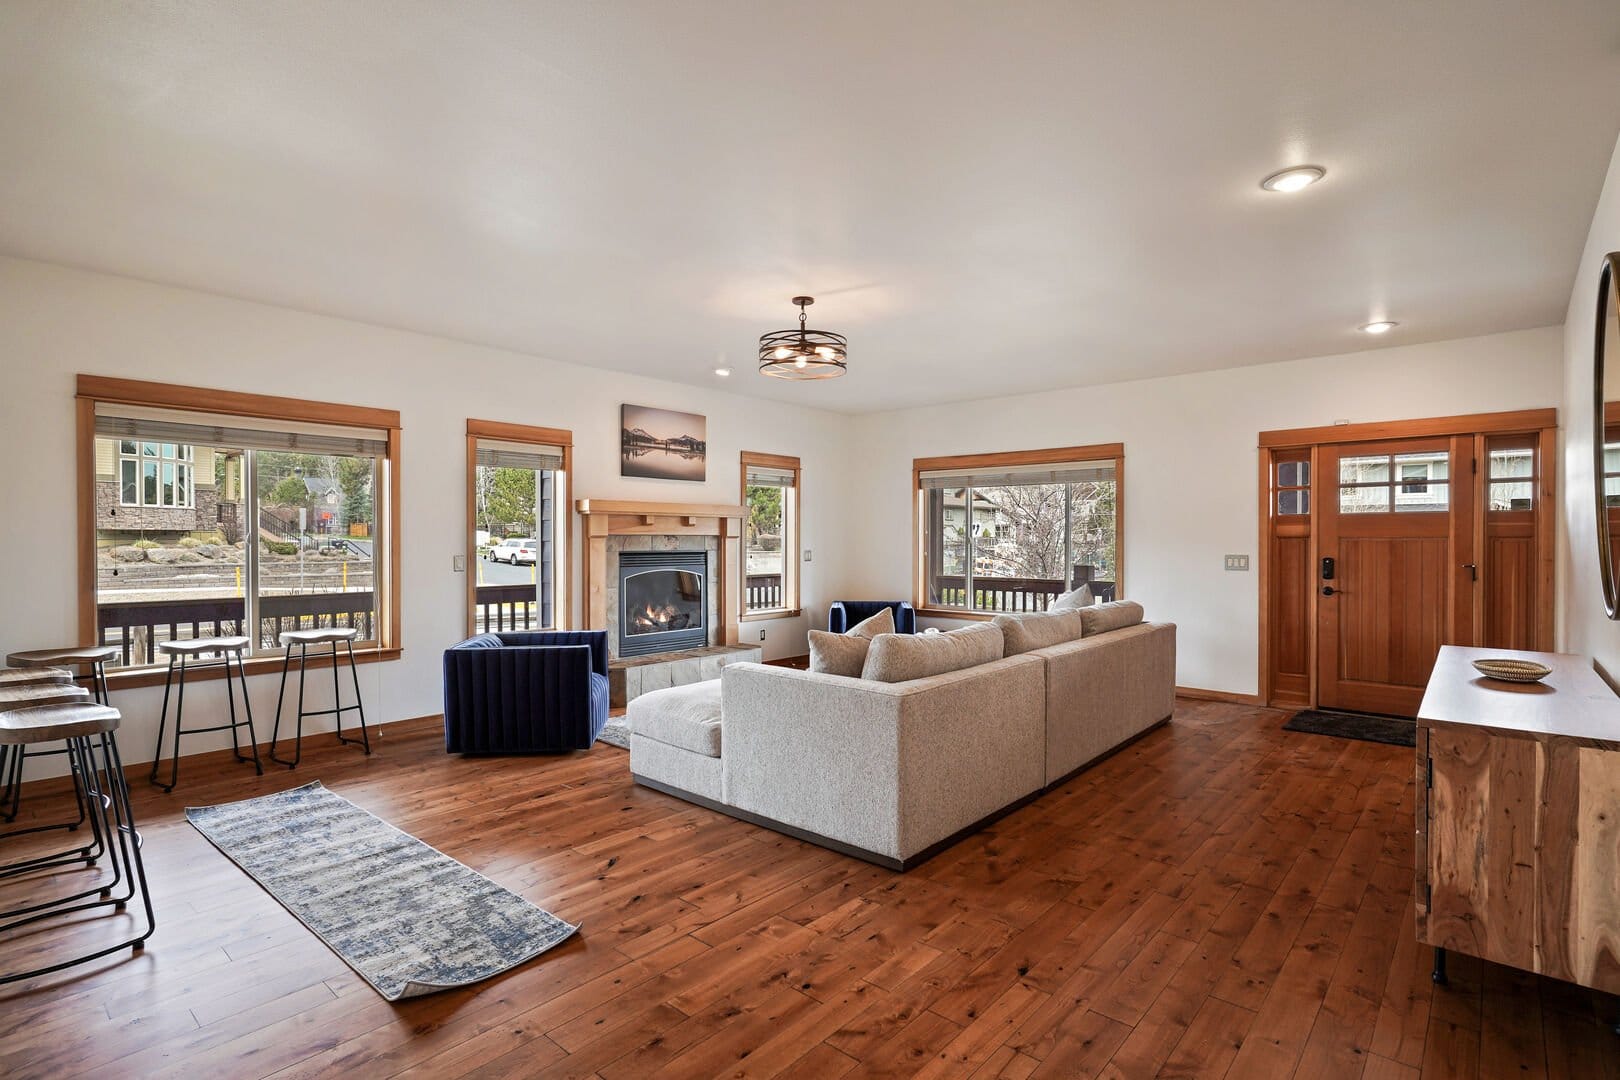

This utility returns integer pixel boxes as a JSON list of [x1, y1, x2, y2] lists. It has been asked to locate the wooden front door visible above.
[[1315, 438, 1473, 715]]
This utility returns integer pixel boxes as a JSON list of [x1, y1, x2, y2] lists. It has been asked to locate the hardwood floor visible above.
[[1, 699, 1615, 1078]]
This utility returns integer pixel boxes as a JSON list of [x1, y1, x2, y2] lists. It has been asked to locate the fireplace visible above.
[[618, 551, 707, 656]]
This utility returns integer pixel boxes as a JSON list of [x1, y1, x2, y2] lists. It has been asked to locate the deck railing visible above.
[[931, 575, 1115, 612], [96, 591, 376, 667], [474, 584, 543, 633], [745, 573, 783, 612]]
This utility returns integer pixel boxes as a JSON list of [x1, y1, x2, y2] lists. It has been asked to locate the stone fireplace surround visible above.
[[575, 499, 761, 705]]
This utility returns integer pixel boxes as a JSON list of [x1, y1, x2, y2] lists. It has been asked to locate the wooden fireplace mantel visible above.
[[575, 499, 747, 648]]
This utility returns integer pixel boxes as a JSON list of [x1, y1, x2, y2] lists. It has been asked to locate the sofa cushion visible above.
[[1080, 600, 1145, 637], [860, 623, 1005, 683], [808, 605, 895, 676], [627, 678, 723, 757], [1049, 585, 1095, 612], [992, 610, 1087, 655]]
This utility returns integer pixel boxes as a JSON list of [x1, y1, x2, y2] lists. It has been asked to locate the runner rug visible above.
[[187, 781, 578, 1000]]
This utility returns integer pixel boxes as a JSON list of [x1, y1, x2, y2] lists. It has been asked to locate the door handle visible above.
[[1322, 586, 1344, 596], [1463, 563, 1478, 582]]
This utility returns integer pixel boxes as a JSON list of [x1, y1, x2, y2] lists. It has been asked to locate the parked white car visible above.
[[488, 538, 537, 565]]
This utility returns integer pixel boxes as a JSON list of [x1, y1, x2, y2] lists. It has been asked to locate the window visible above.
[[467, 421, 572, 634], [79, 377, 399, 677], [1274, 456, 1310, 516], [118, 440, 195, 508], [916, 445, 1121, 615], [1338, 449, 1449, 514], [1487, 436, 1536, 512], [741, 452, 800, 616]]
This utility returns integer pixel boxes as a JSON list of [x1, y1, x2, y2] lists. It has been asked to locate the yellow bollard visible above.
[[530, 562, 536, 584], [235, 565, 242, 598], [343, 560, 348, 590]]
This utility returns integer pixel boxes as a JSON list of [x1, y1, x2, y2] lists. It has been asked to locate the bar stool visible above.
[[0, 678, 95, 850], [149, 636, 262, 793], [270, 627, 370, 768], [0, 701, 156, 985], [3, 645, 117, 822]]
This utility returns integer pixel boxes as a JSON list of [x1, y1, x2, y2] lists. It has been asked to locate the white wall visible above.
[[1560, 134, 1620, 678], [843, 327, 1563, 696], [0, 256, 852, 774]]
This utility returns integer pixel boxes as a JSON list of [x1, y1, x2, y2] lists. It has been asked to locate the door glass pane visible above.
[[1277, 460, 1309, 487], [1489, 481, 1533, 511], [1278, 489, 1310, 515], [1394, 483, 1449, 512], [970, 483, 1067, 612], [1339, 455, 1389, 483], [1488, 446, 1534, 479], [1606, 475, 1620, 508], [1340, 485, 1390, 513]]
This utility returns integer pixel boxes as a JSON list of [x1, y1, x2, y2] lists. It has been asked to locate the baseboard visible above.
[[1175, 685, 1263, 705]]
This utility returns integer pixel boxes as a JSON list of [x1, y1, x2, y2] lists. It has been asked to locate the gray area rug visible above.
[[186, 781, 578, 1000], [1282, 708, 1416, 748], [597, 719, 630, 749]]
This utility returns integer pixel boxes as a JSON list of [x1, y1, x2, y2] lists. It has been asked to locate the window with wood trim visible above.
[[467, 421, 572, 635], [915, 446, 1122, 616], [78, 377, 400, 675], [741, 452, 799, 616]]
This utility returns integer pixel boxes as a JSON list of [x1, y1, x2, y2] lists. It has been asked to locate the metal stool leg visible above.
[[149, 654, 176, 789], [158, 654, 187, 793], [269, 646, 297, 768], [336, 640, 371, 755], [234, 650, 263, 775]]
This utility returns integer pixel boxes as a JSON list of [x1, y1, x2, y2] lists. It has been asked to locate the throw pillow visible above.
[[992, 610, 1087, 655], [860, 623, 1005, 683], [1050, 584, 1095, 612], [1079, 600, 1145, 637], [808, 630, 871, 677], [808, 605, 896, 677], [846, 606, 895, 638]]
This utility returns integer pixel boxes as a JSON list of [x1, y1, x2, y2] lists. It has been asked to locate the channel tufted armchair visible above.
[[443, 630, 610, 753], [828, 601, 917, 635]]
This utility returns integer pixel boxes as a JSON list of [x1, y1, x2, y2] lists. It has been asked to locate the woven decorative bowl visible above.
[[1472, 658, 1553, 683]]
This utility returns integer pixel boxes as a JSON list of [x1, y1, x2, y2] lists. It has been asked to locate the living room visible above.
[[2, 4, 1619, 1077]]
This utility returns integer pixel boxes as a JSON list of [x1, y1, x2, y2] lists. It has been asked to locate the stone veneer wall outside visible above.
[[604, 533, 720, 660]]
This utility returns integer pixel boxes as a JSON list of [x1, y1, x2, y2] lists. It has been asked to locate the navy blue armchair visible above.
[[828, 601, 917, 635], [443, 631, 610, 753]]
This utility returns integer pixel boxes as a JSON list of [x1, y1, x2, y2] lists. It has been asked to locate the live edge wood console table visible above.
[[1416, 645, 1620, 997]]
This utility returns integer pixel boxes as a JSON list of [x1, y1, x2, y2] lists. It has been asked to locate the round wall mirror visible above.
[[1595, 251, 1620, 617]]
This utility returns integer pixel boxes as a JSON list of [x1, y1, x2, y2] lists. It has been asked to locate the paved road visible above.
[[477, 554, 539, 586]]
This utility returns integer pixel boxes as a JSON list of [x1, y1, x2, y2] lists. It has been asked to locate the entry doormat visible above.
[[1282, 709, 1416, 748], [187, 781, 578, 1000]]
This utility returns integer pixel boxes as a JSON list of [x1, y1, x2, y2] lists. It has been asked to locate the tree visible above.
[[267, 474, 311, 506], [477, 467, 536, 536], [975, 484, 1067, 578], [337, 457, 373, 529], [746, 486, 782, 549]]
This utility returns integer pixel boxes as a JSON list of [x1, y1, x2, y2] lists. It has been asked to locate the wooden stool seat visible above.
[[0, 703, 120, 746], [278, 628, 359, 646], [5, 645, 120, 668], [156, 636, 251, 656], [0, 684, 91, 709], [0, 667, 74, 686]]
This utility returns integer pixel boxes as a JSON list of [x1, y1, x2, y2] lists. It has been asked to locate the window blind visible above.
[[474, 437, 565, 472], [94, 403, 389, 457], [745, 464, 796, 489], [918, 459, 1115, 490]]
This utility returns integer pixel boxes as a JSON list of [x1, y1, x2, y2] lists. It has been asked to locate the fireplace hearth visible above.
[[618, 551, 707, 657]]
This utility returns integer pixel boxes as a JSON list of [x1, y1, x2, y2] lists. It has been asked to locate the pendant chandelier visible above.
[[758, 296, 847, 380]]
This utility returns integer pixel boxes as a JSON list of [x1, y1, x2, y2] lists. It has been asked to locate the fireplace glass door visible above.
[[619, 551, 707, 655]]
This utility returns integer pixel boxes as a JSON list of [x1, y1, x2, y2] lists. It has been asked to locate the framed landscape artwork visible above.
[[621, 404, 707, 481]]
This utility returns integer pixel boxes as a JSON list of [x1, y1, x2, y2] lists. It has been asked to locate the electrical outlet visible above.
[[803, 549, 812, 562], [452, 554, 467, 573], [759, 629, 767, 642], [1224, 554, 1250, 571]]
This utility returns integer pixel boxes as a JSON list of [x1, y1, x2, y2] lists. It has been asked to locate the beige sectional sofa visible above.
[[628, 602, 1176, 870]]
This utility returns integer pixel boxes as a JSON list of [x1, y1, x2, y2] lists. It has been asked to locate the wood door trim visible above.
[[1259, 408, 1556, 449]]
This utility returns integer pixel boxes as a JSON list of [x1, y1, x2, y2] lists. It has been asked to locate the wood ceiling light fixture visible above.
[[758, 296, 847, 380]]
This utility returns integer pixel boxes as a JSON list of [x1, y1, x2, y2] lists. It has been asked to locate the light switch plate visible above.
[[1224, 554, 1250, 571], [759, 629, 767, 642], [803, 550, 812, 562], [452, 555, 467, 573]]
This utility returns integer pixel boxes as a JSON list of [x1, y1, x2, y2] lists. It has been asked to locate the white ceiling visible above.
[[2, 2, 1618, 413]]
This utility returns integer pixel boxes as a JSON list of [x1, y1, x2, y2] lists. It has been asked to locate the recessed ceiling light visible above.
[[1260, 165, 1326, 193], [1359, 320, 1399, 335], [713, 367, 731, 377]]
